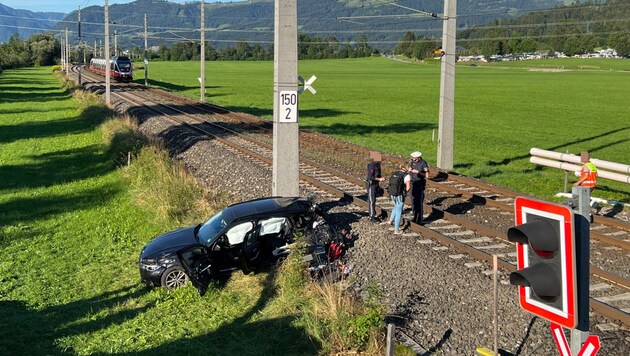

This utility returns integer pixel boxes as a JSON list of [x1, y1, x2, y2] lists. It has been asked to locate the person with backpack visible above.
[[409, 151, 430, 224], [366, 151, 385, 222], [388, 164, 411, 235]]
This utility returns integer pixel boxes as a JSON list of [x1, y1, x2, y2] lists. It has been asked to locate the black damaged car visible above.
[[139, 196, 331, 292]]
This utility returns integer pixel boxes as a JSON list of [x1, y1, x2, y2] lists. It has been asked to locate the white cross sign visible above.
[[298, 75, 317, 95]]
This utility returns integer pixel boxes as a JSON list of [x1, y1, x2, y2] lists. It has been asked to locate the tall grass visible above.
[[271, 238, 386, 354], [101, 115, 147, 165], [101, 116, 229, 226]]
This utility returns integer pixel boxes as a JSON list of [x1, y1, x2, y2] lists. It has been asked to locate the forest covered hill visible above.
[[0, 3, 64, 42], [459, 0, 630, 57], [42, 0, 599, 50]]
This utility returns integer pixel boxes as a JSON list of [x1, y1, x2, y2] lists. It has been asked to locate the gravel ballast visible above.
[[130, 106, 629, 355]]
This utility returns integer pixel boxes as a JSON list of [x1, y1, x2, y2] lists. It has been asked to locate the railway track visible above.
[[71, 66, 630, 328]]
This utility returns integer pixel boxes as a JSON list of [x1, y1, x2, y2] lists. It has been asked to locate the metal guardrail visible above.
[[530, 148, 630, 184]]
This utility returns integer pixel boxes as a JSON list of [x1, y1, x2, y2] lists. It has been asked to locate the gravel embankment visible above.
[[130, 107, 629, 355]]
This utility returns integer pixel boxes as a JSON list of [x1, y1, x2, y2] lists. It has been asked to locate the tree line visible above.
[[391, 1, 630, 60], [457, 0, 630, 58], [1, 32, 377, 70], [0, 33, 59, 69], [393, 32, 441, 60], [137, 33, 378, 62]]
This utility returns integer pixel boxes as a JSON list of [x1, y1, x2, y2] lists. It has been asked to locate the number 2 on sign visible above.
[[279, 91, 298, 123]]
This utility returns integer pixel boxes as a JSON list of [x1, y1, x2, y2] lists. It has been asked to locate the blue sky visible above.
[[1, 0, 240, 14]]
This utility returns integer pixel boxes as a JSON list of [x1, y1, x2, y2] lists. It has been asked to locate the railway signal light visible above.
[[508, 197, 578, 329]]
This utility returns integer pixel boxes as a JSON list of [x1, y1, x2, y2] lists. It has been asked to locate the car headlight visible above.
[[140, 258, 160, 271]]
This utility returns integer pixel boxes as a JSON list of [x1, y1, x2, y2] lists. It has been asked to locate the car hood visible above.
[[141, 226, 198, 258]]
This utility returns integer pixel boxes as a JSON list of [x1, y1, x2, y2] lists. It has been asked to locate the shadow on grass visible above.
[[0, 74, 71, 102], [486, 126, 630, 168], [217, 106, 358, 122], [117, 268, 322, 355], [0, 105, 112, 144], [0, 107, 73, 115], [143, 78, 219, 93], [0, 285, 150, 355], [0, 89, 71, 103], [0, 145, 114, 192], [0, 186, 120, 245], [305, 121, 436, 137], [0, 84, 62, 91]]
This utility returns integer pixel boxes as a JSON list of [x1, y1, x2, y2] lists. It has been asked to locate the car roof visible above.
[[222, 196, 310, 222]]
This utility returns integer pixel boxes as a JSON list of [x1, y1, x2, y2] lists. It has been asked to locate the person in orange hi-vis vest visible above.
[[573, 151, 597, 191]]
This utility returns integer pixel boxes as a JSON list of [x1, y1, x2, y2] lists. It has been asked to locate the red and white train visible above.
[[89, 56, 133, 82]]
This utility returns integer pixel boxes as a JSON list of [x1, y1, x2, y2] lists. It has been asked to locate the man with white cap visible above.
[[409, 151, 430, 224]]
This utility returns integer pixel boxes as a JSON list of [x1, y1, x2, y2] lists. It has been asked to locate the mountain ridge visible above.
[[2, 0, 601, 49], [0, 3, 64, 42]]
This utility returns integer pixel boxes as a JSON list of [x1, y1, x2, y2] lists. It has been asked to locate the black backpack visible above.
[[387, 170, 406, 196]]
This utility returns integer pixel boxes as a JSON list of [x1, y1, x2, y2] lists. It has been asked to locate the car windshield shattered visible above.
[[196, 211, 229, 244]]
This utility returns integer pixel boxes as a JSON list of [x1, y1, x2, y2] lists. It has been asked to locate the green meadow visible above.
[[139, 57, 630, 202], [468, 57, 630, 71], [1, 68, 384, 355]]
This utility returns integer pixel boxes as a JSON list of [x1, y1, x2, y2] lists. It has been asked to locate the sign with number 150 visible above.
[[279, 91, 298, 123]]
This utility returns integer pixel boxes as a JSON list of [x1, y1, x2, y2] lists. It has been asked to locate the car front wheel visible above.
[[161, 266, 189, 290]]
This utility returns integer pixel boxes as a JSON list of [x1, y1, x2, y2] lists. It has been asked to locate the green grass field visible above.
[[138, 57, 630, 202], [1, 68, 353, 355], [467, 57, 630, 71], [0, 61, 625, 354]]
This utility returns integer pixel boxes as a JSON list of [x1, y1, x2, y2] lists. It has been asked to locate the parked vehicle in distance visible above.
[[139, 196, 333, 293], [89, 56, 132, 82]]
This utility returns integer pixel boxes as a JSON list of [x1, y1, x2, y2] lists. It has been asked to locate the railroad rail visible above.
[[71, 66, 630, 328]]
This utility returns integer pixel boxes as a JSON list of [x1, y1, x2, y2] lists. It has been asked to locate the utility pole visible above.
[[144, 13, 149, 86], [571, 186, 591, 354], [65, 28, 69, 75], [272, 0, 300, 196], [105, 0, 111, 105], [78, 6, 82, 85], [99, 39, 102, 57], [60, 37, 64, 72], [200, 0, 205, 102], [114, 30, 118, 57], [437, 0, 457, 171]]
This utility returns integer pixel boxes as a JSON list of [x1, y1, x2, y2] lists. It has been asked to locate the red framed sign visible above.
[[514, 197, 577, 328]]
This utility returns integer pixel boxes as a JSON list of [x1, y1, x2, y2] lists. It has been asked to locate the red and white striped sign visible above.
[[551, 324, 600, 356], [576, 336, 600, 356], [551, 323, 571, 356]]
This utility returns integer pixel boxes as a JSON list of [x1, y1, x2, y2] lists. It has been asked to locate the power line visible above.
[[25, 1, 630, 33], [461, 18, 630, 32], [57, 0, 630, 23], [4, 1, 629, 47], [3, 22, 626, 46]]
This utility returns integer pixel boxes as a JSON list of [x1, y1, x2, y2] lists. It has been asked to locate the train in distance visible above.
[[89, 56, 133, 82]]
